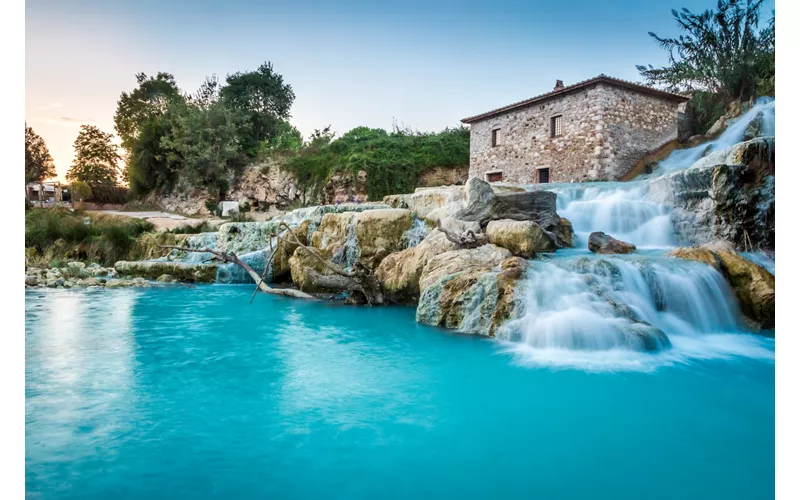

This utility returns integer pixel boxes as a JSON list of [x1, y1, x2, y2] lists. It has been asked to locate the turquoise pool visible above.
[[25, 286, 775, 499]]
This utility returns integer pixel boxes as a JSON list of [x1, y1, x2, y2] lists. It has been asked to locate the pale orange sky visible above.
[[27, 0, 734, 184]]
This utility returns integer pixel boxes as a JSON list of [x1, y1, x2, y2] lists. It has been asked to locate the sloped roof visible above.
[[460, 74, 689, 124]]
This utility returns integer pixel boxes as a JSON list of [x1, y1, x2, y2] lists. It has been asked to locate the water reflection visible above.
[[26, 289, 137, 464]]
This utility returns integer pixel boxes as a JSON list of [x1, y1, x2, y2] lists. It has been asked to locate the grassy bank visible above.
[[25, 209, 156, 267]]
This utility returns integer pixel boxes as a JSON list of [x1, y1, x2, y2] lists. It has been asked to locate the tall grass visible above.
[[25, 209, 155, 266]]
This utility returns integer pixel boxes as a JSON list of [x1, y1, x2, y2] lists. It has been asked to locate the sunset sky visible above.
[[26, 0, 775, 181]]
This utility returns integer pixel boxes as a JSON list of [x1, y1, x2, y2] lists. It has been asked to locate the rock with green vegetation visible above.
[[376, 229, 460, 304], [129, 232, 191, 261], [156, 274, 177, 283], [217, 221, 281, 255], [114, 261, 218, 282], [668, 241, 774, 329], [105, 278, 153, 288], [486, 219, 557, 257]]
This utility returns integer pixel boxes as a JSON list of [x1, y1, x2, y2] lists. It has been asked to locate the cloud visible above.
[[28, 116, 96, 127]]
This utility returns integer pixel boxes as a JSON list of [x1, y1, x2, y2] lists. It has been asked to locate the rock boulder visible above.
[[588, 232, 636, 254], [486, 219, 557, 257]]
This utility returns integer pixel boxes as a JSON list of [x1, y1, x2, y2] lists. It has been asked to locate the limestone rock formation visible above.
[[375, 229, 459, 304], [654, 137, 775, 250], [452, 178, 574, 248], [668, 241, 775, 329], [114, 261, 218, 282], [272, 219, 311, 280], [485, 219, 557, 257], [588, 232, 636, 254], [416, 244, 527, 336], [289, 208, 414, 293]]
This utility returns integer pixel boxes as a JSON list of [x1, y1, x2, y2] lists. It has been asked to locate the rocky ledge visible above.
[[668, 241, 775, 329]]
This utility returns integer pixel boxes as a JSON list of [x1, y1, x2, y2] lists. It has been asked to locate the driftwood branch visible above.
[[159, 244, 315, 300], [272, 222, 384, 305], [436, 219, 489, 249]]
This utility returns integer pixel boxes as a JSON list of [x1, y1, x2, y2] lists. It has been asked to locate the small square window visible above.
[[538, 168, 550, 184], [550, 115, 563, 138], [487, 171, 503, 182], [491, 129, 499, 147]]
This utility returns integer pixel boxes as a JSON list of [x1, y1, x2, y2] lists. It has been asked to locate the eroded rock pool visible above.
[[26, 286, 774, 499]]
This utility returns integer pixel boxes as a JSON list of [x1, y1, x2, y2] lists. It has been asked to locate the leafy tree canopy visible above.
[[162, 99, 246, 198], [66, 125, 122, 187], [114, 72, 184, 152], [69, 181, 92, 202], [220, 62, 295, 154], [637, 0, 775, 102], [25, 125, 56, 184]]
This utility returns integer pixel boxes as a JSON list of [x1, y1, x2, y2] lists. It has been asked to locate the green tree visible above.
[[262, 120, 303, 156], [69, 181, 93, 203], [114, 72, 184, 154], [637, 0, 775, 102], [66, 125, 122, 187], [191, 74, 221, 109], [220, 62, 295, 155], [25, 125, 56, 184], [163, 100, 245, 197], [126, 113, 182, 196]]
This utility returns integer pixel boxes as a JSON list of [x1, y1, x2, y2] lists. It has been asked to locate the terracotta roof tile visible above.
[[461, 74, 689, 124]]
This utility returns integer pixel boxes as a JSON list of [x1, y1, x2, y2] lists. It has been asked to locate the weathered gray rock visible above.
[[653, 137, 774, 250], [416, 245, 525, 336], [486, 219, 557, 257], [452, 178, 574, 248], [156, 274, 177, 283], [588, 232, 636, 254], [25, 276, 38, 287]]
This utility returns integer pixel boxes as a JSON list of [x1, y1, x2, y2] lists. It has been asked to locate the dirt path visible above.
[[90, 210, 225, 232]]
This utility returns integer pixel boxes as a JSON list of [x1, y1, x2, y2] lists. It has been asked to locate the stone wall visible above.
[[467, 82, 682, 183], [418, 165, 469, 187]]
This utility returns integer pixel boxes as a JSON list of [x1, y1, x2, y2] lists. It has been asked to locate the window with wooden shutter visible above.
[[487, 171, 503, 182], [491, 129, 499, 147]]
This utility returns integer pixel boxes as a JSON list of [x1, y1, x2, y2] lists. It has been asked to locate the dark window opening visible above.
[[550, 115, 563, 138], [491, 129, 499, 147], [538, 168, 550, 184], [487, 171, 503, 182]]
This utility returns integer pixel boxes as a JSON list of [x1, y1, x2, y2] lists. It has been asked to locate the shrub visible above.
[[167, 220, 215, 234], [25, 209, 155, 266], [282, 125, 470, 201]]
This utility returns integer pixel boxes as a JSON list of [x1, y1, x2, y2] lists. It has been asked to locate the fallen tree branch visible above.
[[158, 244, 315, 300], [436, 219, 489, 249], [271, 222, 384, 305]]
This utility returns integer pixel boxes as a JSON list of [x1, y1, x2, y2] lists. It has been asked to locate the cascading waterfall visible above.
[[503, 98, 776, 370]]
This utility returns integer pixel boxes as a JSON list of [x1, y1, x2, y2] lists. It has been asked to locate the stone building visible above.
[[461, 75, 689, 184]]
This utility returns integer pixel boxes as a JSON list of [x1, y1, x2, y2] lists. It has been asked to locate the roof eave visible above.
[[460, 76, 689, 124]]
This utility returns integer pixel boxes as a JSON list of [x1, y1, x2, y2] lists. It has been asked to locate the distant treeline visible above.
[[113, 63, 468, 204]]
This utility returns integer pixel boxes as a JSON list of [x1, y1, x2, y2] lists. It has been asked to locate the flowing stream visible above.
[[498, 97, 775, 370]]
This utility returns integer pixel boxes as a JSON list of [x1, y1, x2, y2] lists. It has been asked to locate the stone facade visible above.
[[463, 76, 688, 183]]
